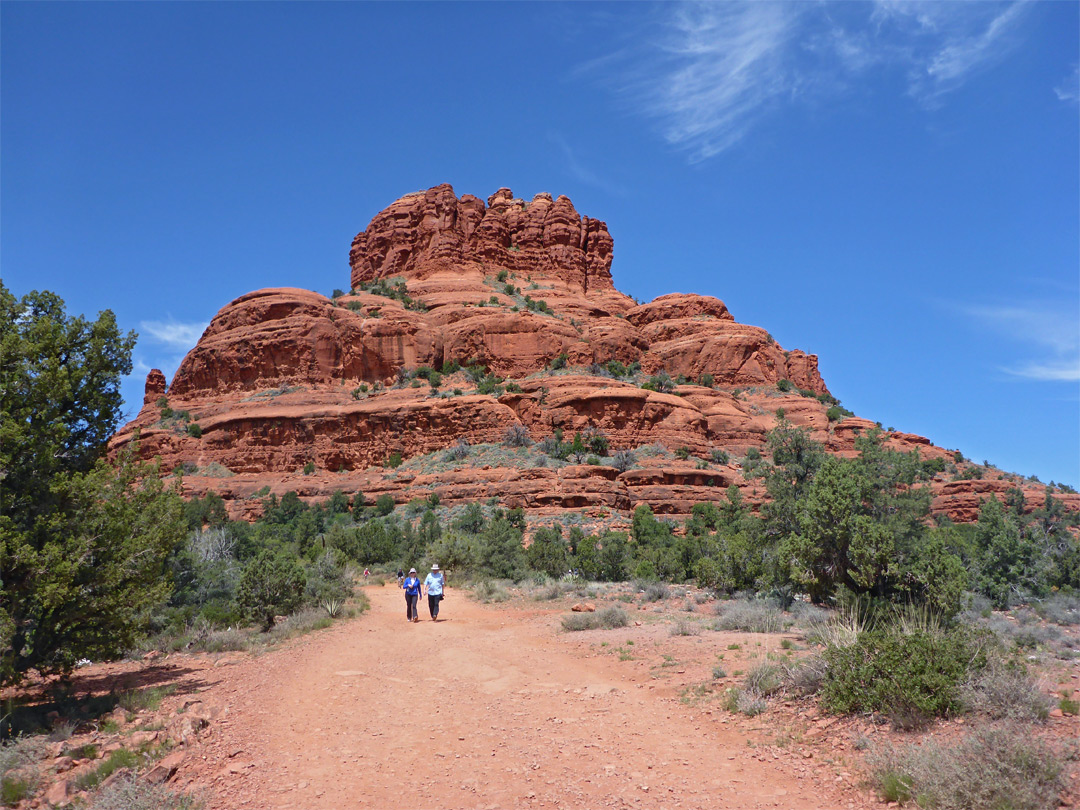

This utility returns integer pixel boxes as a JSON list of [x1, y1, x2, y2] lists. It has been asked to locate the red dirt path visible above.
[[174, 585, 865, 810]]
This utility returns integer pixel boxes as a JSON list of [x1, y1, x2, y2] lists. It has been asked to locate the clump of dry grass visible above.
[[960, 657, 1052, 722], [713, 599, 789, 634], [561, 606, 629, 632], [867, 723, 1065, 810], [472, 579, 512, 603], [669, 618, 702, 636], [89, 774, 204, 810]]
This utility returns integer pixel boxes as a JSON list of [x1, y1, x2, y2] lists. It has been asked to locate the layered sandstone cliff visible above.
[[110, 185, 1076, 524]]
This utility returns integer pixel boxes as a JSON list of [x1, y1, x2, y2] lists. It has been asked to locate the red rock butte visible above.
[[110, 185, 1078, 525]]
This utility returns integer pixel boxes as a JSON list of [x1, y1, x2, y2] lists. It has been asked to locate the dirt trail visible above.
[[189, 586, 857, 809]]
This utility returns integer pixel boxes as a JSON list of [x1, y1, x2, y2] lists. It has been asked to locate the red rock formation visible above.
[[349, 185, 614, 296], [109, 184, 1075, 525], [143, 369, 167, 407]]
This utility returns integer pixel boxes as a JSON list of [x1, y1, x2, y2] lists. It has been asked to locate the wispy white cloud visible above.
[[587, 1, 1033, 160], [139, 319, 208, 350], [896, 1, 1030, 105], [550, 132, 627, 195], [963, 303, 1080, 382], [1055, 63, 1079, 102]]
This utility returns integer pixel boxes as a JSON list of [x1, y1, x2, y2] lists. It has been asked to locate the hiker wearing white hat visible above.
[[423, 564, 445, 621], [402, 568, 422, 623]]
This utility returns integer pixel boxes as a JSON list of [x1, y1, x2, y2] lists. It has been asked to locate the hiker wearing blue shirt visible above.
[[423, 564, 445, 621], [402, 568, 422, 623]]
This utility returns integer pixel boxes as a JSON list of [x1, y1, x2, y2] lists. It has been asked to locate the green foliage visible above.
[[353, 277, 427, 311], [974, 496, 1046, 608], [776, 378, 792, 392], [186, 422, 203, 438], [73, 748, 141, 791], [641, 371, 674, 393], [495, 269, 508, 282], [384, 452, 403, 469], [327, 490, 350, 514], [1, 775, 33, 805], [699, 373, 714, 387], [302, 461, 316, 475], [786, 455, 896, 601], [375, 494, 396, 516], [549, 352, 569, 370], [821, 626, 989, 727], [524, 296, 552, 314], [0, 283, 136, 510], [452, 502, 486, 534], [476, 515, 528, 581], [526, 526, 569, 578], [0, 286, 186, 681], [184, 492, 227, 531], [236, 552, 306, 630]]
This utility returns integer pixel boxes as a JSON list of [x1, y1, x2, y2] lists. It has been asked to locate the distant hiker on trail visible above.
[[403, 568, 422, 623], [424, 564, 445, 621], [396, 568, 405, 585], [363, 568, 370, 579]]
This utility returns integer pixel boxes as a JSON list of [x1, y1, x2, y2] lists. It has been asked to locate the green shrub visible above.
[[699, 373, 714, 387], [374, 494, 395, 516], [674, 447, 690, 460], [1, 776, 33, 806], [302, 461, 316, 475], [118, 685, 175, 713], [549, 353, 569, 370], [776, 379, 792, 392], [187, 423, 202, 438], [236, 552, 306, 631], [641, 372, 674, 393], [1059, 692, 1079, 715], [74, 748, 141, 791], [821, 627, 989, 728], [384, 452, 403, 469], [496, 270, 508, 282]]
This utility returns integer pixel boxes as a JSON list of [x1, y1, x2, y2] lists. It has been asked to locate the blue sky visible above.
[[3, 1, 1077, 486]]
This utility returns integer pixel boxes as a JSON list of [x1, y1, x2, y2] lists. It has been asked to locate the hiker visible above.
[[396, 567, 405, 585], [402, 568, 422, 623], [424, 563, 445, 621]]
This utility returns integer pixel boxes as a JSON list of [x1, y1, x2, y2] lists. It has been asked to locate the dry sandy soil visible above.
[[152, 584, 881, 810]]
